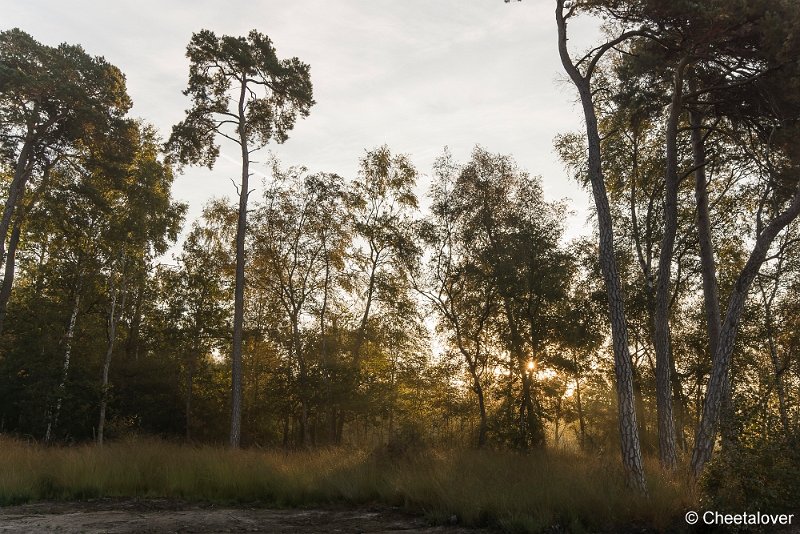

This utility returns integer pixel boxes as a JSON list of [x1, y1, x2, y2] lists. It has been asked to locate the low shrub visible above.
[[700, 440, 800, 515]]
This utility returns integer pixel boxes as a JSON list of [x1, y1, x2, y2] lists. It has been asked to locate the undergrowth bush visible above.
[[700, 440, 800, 515]]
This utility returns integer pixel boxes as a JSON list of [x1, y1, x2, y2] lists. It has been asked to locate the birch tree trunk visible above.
[[353, 247, 380, 368], [45, 287, 81, 443], [97, 275, 127, 446]]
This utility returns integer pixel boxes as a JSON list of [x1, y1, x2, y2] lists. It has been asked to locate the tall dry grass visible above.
[[0, 437, 696, 532]]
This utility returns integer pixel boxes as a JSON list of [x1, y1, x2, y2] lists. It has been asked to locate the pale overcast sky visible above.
[[5, 0, 600, 245]]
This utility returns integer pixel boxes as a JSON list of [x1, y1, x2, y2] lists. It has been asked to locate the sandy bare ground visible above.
[[0, 500, 494, 533]]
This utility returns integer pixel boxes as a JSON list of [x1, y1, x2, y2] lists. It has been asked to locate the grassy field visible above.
[[0, 437, 696, 532]]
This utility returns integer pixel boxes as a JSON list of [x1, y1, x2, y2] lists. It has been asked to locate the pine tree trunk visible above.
[[230, 77, 249, 448], [692, 182, 800, 476], [0, 131, 34, 264], [652, 59, 689, 471], [0, 219, 21, 336], [556, 1, 647, 492], [690, 97, 735, 453], [0, 159, 55, 335]]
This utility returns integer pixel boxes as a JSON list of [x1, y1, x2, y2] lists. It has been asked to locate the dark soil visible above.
[[0, 499, 494, 533]]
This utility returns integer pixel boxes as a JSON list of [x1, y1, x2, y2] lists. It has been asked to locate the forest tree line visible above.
[[2, 0, 800, 504]]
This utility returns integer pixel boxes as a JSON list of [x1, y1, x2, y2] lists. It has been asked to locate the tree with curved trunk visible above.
[[0, 158, 58, 336], [554, 0, 647, 491], [610, 0, 790, 465], [690, 120, 800, 475], [663, 0, 800, 474], [168, 30, 314, 447]]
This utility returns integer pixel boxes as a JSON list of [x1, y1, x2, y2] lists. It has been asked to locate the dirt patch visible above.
[[0, 499, 493, 533]]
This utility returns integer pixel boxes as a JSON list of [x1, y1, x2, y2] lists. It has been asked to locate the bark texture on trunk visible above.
[[556, 0, 646, 492], [689, 107, 738, 452], [1, 133, 34, 265], [652, 59, 689, 470], [692, 182, 800, 476]]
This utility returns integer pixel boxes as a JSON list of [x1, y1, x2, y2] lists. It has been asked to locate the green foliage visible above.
[[166, 28, 316, 447], [0, 119, 185, 443], [701, 441, 800, 515], [0, 27, 131, 157], [420, 146, 577, 449], [2, 3, 800, 521], [167, 29, 314, 168]]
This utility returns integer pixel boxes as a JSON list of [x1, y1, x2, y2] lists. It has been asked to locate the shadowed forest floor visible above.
[[2, 500, 800, 534], [0, 500, 492, 533]]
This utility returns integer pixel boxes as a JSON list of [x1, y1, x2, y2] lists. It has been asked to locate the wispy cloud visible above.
[[5, 0, 599, 242]]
